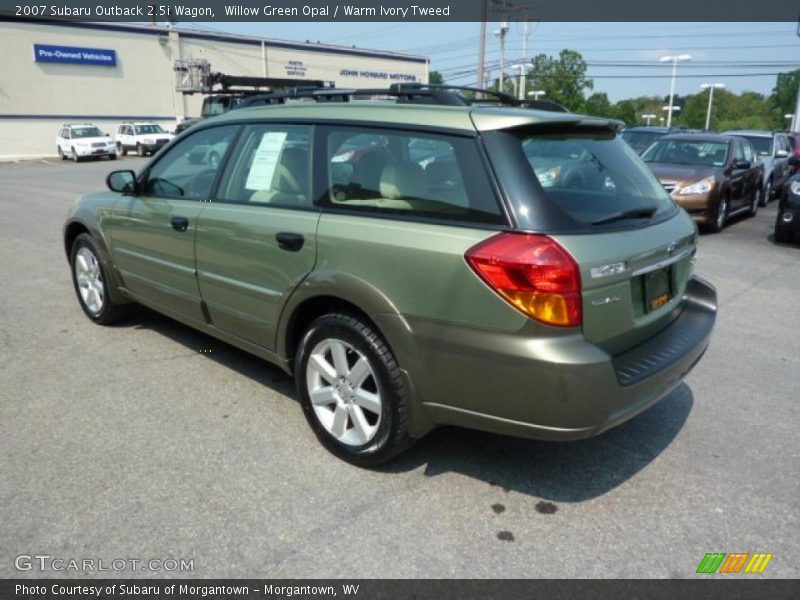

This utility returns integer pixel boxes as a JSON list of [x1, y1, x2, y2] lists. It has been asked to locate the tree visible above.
[[428, 70, 444, 85], [769, 69, 800, 129], [582, 92, 612, 117], [527, 49, 593, 111]]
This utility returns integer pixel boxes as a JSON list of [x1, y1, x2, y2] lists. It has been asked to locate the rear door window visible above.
[[319, 126, 505, 226], [515, 128, 675, 226]]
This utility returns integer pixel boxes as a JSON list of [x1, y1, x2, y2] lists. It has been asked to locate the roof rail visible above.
[[232, 83, 571, 112]]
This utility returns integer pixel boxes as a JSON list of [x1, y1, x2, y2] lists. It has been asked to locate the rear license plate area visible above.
[[643, 267, 672, 312]]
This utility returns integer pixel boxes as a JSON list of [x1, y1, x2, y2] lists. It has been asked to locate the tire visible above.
[[774, 226, 793, 244], [295, 312, 411, 467], [748, 182, 760, 217], [118, 142, 127, 157], [70, 233, 129, 325], [109, 153, 117, 160], [760, 177, 772, 207], [58, 146, 66, 160], [71, 147, 80, 162], [708, 196, 728, 233], [136, 144, 146, 157]]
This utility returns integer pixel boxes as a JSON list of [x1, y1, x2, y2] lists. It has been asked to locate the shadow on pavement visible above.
[[120, 306, 693, 503]]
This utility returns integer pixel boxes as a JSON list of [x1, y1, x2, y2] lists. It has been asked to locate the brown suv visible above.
[[642, 134, 763, 232]]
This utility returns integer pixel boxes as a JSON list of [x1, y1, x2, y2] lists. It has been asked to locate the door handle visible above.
[[170, 216, 189, 232], [276, 232, 304, 252]]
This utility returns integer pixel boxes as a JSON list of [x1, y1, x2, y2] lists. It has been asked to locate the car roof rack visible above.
[[233, 83, 570, 112]]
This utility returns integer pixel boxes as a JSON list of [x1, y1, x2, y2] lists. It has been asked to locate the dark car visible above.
[[642, 134, 763, 232], [775, 156, 800, 244], [621, 127, 674, 155]]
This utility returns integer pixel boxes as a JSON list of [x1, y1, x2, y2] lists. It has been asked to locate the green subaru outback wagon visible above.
[[64, 85, 717, 466]]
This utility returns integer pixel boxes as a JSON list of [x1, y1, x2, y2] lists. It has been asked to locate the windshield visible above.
[[739, 136, 772, 156], [621, 130, 666, 153], [516, 129, 675, 226], [71, 126, 104, 139], [135, 124, 165, 135], [642, 139, 729, 166]]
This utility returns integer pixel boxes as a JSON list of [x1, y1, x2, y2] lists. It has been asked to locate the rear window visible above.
[[515, 128, 675, 227], [739, 136, 772, 156], [621, 130, 666, 153]]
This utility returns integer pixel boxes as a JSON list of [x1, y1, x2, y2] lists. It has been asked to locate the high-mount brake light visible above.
[[465, 233, 582, 327]]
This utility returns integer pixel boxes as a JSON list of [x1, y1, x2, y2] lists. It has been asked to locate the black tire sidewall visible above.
[[295, 314, 405, 466]]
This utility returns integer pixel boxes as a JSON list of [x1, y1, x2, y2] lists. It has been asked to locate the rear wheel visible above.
[[118, 142, 127, 156], [295, 313, 411, 467], [70, 233, 129, 325], [709, 196, 728, 233], [57, 146, 66, 160]]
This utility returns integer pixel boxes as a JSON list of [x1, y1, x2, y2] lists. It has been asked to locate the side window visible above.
[[779, 136, 791, 154], [216, 124, 312, 207], [320, 127, 504, 225], [142, 125, 237, 200]]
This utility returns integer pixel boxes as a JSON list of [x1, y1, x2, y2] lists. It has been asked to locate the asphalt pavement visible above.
[[0, 157, 798, 578]]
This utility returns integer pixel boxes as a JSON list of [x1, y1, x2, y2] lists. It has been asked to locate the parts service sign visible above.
[[33, 44, 117, 67]]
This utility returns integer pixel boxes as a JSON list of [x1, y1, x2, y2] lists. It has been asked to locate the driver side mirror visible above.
[[106, 170, 136, 194], [732, 160, 751, 170]]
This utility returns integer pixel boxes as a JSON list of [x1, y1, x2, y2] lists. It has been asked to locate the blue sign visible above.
[[33, 44, 117, 67]]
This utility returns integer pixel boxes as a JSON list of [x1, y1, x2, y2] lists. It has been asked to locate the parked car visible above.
[[174, 118, 201, 136], [775, 157, 800, 244], [620, 126, 674, 155], [115, 122, 174, 157], [723, 130, 793, 205], [56, 123, 117, 162], [63, 87, 717, 466], [642, 134, 763, 232], [787, 133, 800, 176]]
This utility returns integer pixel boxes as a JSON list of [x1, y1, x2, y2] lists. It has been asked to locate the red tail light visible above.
[[465, 233, 582, 327]]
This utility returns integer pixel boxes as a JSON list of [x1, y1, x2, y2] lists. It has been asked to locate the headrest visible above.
[[271, 147, 308, 195], [379, 162, 426, 200]]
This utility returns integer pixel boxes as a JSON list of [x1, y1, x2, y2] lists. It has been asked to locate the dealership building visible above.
[[0, 18, 429, 159]]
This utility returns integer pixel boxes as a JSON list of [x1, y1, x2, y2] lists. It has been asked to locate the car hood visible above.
[[646, 162, 716, 185]]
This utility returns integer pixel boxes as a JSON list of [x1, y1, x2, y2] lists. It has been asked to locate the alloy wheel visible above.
[[74, 247, 105, 315], [305, 338, 382, 446]]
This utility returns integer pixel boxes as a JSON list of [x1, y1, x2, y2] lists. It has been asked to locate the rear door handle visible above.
[[170, 216, 189, 232], [276, 232, 304, 252]]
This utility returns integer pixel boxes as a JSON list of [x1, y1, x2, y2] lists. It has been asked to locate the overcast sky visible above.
[[194, 21, 799, 102]]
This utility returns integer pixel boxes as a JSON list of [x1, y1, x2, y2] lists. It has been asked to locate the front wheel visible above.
[[70, 233, 129, 325], [71, 147, 80, 162], [708, 196, 728, 233], [748, 182, 760, 217], [295, 313, 411, 466], [58, 146, 66, 160], [760, 178, 772, 207]]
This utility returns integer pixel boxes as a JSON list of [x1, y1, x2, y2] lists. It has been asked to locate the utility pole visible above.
[[700, 83, 725, 131], [476, 0, 487, 90], [519, 20, 530, 100], [495, 21, 510, 90], [794, 18, 800, 132]]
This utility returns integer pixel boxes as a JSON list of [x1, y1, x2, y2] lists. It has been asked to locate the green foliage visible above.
[[528, 49, 593, 111], [428, 70, 444, 85]]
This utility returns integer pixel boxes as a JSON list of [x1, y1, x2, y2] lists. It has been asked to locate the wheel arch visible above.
[[64, 218, 131, 305]]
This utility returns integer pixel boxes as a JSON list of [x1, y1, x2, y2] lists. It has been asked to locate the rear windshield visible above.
[[621, 130, 666, 153], [642, 139, 729, 167], [514, 128, 675, 227]]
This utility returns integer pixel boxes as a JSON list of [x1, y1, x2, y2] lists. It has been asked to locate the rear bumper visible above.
[[400, 276, 717, 440]]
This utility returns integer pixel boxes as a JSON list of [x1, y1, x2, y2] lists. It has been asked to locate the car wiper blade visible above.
[[592, 206, 657, 225]]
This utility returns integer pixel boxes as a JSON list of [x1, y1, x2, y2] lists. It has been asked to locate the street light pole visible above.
[[700, 83, 725, 131], [641, 113, 657, 126], [660, 54, 691, 128], [528, 90, 546, 100]]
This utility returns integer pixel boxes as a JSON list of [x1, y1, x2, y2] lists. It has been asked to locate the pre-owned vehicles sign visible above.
[[33, 44, 117, 67]]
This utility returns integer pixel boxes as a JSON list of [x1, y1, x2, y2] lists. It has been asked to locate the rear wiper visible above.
[[592, 206, 657, 225]]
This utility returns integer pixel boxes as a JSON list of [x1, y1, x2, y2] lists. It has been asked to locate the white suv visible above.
[[56, 124, 117, 162], [115, 122, 174, 157]]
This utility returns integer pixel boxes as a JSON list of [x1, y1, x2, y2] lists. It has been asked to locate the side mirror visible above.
[[106, 170, 136, 194], [732, 160, 751, 170], [776, 149, 789, 158]]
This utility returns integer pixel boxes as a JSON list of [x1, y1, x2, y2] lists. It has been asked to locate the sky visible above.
[[190, 21, 800, 103]]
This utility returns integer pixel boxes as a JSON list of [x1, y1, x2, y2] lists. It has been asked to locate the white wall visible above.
[[0, 21, 427, 159]]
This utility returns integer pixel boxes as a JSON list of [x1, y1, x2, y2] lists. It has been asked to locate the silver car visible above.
[[723, 130, 793, 205]]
